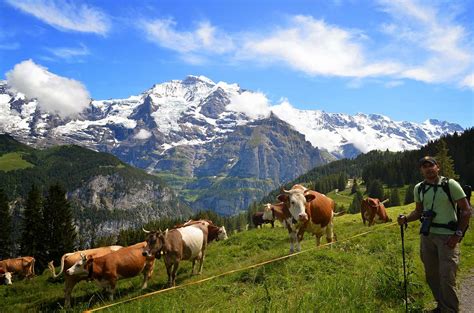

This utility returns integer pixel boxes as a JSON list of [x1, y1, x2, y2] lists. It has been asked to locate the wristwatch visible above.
[[454, 230, 463, 237]]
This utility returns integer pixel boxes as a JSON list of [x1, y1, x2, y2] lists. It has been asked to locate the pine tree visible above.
[[349, 190, 363, 214], [43, 184, 77, 267], [20, 185, 44, 263], [389, 188, 401, 207], [0, 189, 12, 259], [368, 179, 384, 199], [404, 184, 415, 204], [351, 178, 359, 194], [337, 173, 347, 192], [435, 139, 460, 180]]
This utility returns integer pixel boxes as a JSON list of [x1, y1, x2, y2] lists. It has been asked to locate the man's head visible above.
[[419, 156, 439, 180]]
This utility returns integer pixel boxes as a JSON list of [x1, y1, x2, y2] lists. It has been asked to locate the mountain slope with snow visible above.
[[0, 76, 464, 214]]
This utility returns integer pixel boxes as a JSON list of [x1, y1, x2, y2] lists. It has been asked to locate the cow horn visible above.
[[381, 199, 389, 204], [142, 227, 151, 234], [280, 187, 291, 194]]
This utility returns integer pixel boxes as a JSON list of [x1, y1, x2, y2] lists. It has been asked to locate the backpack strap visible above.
[[440, 177, 456, 210]]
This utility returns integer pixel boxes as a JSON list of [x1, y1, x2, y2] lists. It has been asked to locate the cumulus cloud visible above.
[[6, 59, 91, 117], [141, 19, 234, 57], [134, 129, 152, 140], [240, 15, 401, 78], [227, 91, 272, 119], [378, 0, 472, 84], [6, 0, 110, 35]]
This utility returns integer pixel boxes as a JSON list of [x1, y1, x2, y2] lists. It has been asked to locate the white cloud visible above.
[[134, 129, 152, 140], [6, 0, 110, 35], [378, 0, 472, 84], [47, 43, 90, 60], [227, 91, 272, 119], [141, 19, 234, 56], [240, 15, 402, 78], [6, 59, 91, 117], [460, 74, 474, 89]]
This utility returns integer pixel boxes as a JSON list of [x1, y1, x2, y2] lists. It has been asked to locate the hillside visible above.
[[259, 128, 474, 205], [0, 134, 192, 243], [0, 204, 472, 312]]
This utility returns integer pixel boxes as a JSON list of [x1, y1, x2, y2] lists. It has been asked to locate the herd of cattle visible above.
[[0, 184, 391, 307]]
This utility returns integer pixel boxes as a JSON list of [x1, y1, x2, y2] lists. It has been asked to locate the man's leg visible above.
[[435, 235, 460, 313], [421, 234, 441, 305]]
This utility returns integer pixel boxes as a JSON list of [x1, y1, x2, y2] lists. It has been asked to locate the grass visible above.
[[0, 152, 34, 172], [1, 202, 472, 313]]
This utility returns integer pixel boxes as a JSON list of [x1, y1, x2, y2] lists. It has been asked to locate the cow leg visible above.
[[63, 278, 77, 308], [171, 260, 179, 287], [271, 220, 274, 228], [326, 221, 335, 243], [164, 257, 173, 287], [108, 280, 116, 301], [288, 231, 296, 253], [141, 261, 154, 289], [198, 252, 205, 275]]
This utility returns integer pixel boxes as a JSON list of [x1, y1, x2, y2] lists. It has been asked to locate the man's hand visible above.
[[397, 214, 407, 226], [446, 235, 461, 249]]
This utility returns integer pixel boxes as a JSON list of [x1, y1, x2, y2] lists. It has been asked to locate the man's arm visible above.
[[398, 202, 423, 225], [456, 197, 471, 233], [446, 197, 471, 248]]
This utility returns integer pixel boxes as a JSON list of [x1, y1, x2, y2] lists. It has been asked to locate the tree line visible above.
[[0, 183, 76, 272]]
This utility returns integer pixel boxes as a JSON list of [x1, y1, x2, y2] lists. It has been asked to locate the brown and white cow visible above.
[[142, 223, 208, 287], [48, 245, 123, 307], [252, 212, 274, 228], [0, 256, 35, 279], [66, 242, 155, 301], [178, 219, 228, 242], [0, 268, 12, 285], [277, 184, 337, 252], [360, 198, 391, 226]]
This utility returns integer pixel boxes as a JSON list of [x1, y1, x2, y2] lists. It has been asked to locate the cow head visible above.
[[65, 253, 89, 277], [0, 269, 12, 285], [262, 203, 273, 221], [217, 226, 228, 241], [142, 229, 165, 259], [278, 188, 315, 223]]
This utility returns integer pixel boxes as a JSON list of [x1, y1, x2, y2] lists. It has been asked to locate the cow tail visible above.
[[31, 258, 36, 276], [50, 254, 66, 278]]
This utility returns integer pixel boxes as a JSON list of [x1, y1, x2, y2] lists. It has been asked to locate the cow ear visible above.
[[277, 194, 288, 203], [305, 194, 316, 202]]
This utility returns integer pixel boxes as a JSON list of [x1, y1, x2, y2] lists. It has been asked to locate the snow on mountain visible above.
[[0, 76, 464, 160]]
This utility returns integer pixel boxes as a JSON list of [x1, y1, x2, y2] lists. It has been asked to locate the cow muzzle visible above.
[[298, 213, 309, 222]]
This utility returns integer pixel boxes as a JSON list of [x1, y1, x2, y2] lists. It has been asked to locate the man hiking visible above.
[[398, 156, 471, 313]]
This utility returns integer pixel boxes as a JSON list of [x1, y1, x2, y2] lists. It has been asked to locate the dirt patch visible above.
[[460, 269, 474, 313]]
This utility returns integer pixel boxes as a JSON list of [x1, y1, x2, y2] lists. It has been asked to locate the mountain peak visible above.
[[183, 75, 215, 86]]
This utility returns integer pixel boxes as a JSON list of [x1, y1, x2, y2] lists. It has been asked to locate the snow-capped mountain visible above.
[[0, 76, 464, 214]]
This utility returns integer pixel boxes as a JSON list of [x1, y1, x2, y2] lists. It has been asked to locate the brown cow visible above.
[[142, 223, 208, 287], [48, 245, 123, 307], [177, 219, 228, 242], [66, 242, 155, 301], [278, 184, 337, 251], [361, 198, 391, 226], [0, 256, 35, 279]]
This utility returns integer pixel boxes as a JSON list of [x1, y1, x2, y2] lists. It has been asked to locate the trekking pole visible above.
[[400, 221, 408, 313]]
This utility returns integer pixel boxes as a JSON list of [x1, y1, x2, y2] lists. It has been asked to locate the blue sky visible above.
[[0, 0, 473, 127]]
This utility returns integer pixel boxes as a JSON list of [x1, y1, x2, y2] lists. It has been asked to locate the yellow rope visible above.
[[84, 222, 398, 313]]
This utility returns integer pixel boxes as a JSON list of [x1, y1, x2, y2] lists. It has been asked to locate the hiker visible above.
[[397, 156, 471, 313]]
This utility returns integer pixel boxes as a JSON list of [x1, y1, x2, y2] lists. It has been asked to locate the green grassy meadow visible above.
[[1, 202, 473, 313], [0, 152, 34, 172]]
